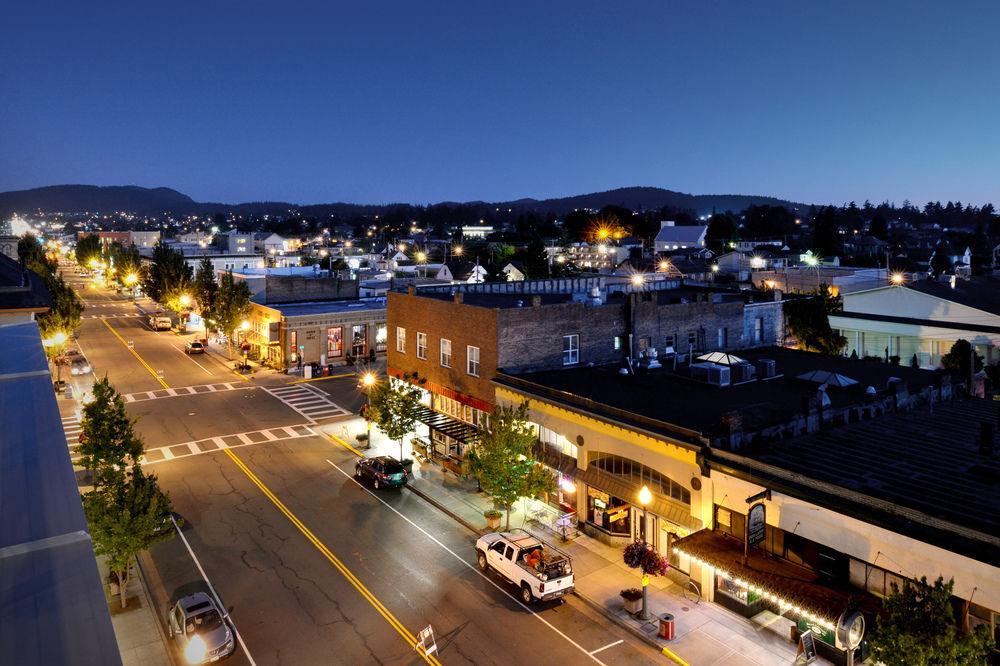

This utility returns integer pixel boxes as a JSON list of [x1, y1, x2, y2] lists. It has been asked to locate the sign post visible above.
[[415, 625, 438, 657]]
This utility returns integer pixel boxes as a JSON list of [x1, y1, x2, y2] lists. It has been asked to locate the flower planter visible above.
[[623, 597, 642, 614], [484, 511, 502, 530]]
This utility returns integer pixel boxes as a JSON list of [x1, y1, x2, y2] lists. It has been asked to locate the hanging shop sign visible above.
[[747, 502, 766, 547]]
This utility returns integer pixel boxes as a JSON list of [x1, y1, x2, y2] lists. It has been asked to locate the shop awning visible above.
[[413, 406, 478, 444], [672, 530, 881, 627], [536, 446, 702, 531]]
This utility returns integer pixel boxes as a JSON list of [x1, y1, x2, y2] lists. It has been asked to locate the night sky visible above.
[[2, 2, 998, 205]]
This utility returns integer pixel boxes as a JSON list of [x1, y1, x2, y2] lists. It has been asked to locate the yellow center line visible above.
[[221, 447, 441, 665], [101, 319, 170, 389]]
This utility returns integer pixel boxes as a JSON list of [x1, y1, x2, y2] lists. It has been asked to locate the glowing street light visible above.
[[630, 273, 646, 287], [453, 245, 463, 257], [416, 251, 427, 263], [360, 371, 377, 439], [637, 485, 653, 620], [889, 272, 905, 285], [360, 371, 376, 388], [178, 294, 192, 308], [44, 331, 68, 347], [240, 320, 251, 331], [658, 259, 669, 271]]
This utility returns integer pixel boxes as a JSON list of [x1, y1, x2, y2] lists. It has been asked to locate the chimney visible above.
[[661, 220, 676, 228], [980, 422, 995, 456], [453, 291, 463, 304]]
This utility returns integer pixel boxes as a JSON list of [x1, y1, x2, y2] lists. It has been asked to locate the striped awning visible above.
[[414, 406, 478, 444]]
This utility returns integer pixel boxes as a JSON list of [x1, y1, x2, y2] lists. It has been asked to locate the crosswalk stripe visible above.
[[263, 386, 350, 423], [140, 425, 315, 465], [123, 383, 253, 403]]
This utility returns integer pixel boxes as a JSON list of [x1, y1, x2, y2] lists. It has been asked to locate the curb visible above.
[[404, 483, 485, 536], [134, 553, 179, 666], [571, 589, 687, 664]]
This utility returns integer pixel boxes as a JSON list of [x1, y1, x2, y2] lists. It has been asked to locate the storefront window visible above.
[[327, 327, 343, 357], [589, 452, 690, 504], [587, 487, 631, 536], [716, 575, 749, 604], [375, 323, 387, 352], [352, 324, 367, 357], [289, 330, 298, 363]]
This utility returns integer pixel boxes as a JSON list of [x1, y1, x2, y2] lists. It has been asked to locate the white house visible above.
[[436, 261, 488, 283], [501, 261, 526, 282], [829, 276, 1000, 367], [653, 221, 707, 253]]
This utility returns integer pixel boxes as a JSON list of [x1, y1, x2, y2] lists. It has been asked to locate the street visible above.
[[61, 269, 662, 665]]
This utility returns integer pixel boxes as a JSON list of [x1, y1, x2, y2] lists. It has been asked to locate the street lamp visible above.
[[637, 485, 653, 621], [178, 294, 192, 308], [630, 273, 645, 288], [360, 371, 377, 441], [889, 272, 904, 285], [124, 272, 138, 302]]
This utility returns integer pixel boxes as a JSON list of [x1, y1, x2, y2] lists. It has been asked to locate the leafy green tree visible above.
[[940, 339, 983, 379], [75, 234, 102, 267], [470, 402, 556, 530], [107, 242, 142, 289], [78, 377, 144, 487], [17, 234, 54, 274], [141, 241, 193, 308], [213, 270, 252, 355], [365, 372, 425, 461], [83, 465, 175, 608], [705, 212, 738, 252], [18, 234, 84, 338], [784, 286, 847, 354], [930, 251, 953, 277], [521, 236, 550, 279], [869, 576, 993, 666], [193, 257, 218, 322]]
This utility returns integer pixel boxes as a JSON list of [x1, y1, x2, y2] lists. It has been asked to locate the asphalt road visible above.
[[63, 268, 661, 665]]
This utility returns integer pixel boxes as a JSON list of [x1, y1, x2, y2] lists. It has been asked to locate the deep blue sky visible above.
[[2, 2, 998, 205]]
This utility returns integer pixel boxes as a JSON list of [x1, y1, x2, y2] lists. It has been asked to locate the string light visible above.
[[672, 546, 837, 631]]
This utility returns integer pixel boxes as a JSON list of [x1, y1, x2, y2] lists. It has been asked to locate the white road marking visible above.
[[169, 515, 258, 666], [140, 425, 316, 465], [173, 344, 214, 376], [123, 383, 252, 403], [589, 640, 623, 655], [263, 385, 349, 422], [324, 459, 609, 666]]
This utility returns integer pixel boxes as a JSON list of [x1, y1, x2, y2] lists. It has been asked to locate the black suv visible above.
[[354, 456, 408, 489]]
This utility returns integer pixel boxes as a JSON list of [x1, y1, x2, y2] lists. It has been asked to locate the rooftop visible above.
[[0, 253, 52, 313], [0, 322, 120, 665], [709, 398, 1000, 566], [654, 224, 707, 244], [905, 276, 1000, 317], [496, 347, 940, 441], [254, 298, 386, 317]]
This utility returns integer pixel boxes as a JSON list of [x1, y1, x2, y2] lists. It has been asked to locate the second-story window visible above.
[[562, 334, 579, 365], [440, 338, 452, 367], [416, 332, 427, 359], [396, 326, 406, 353], [467, 345, 480, 377]]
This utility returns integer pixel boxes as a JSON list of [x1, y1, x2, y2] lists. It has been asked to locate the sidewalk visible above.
[[344, 424, 825, 666]]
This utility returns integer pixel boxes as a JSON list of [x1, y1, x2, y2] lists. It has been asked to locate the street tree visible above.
[[213, 270, 252, 355], [83, 464, 175, 608], [940, 339, 983, 380], [19, 234, 84, 338], [365, 372, 425, 461], [78, 377, 144, 486], [869, 576, 994, 666], [141, 241, 193, 308], [784, 286, 847, 355], [107, 242, 142, 290], [75, 234, 102, 268], [470, 402, 555, 530], [193, 256, 219, 322]]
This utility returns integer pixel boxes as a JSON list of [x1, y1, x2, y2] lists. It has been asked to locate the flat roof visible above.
[[413, 285, 752, 310], [0, 322, 121, 665], [498, 347, 938, 438], [256, 298, 386, 317]]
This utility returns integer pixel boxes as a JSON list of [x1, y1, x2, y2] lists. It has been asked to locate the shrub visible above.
[[483, 509, 502, 520], [620, 588, 643, 601]]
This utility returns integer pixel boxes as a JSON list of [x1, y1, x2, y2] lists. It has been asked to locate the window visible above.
[[396, 326, 406, 353], [589, 452, 690, 505], [754, 317, 764, 344], [562, 334, 579, 365], [687, 331, 697, 349], [613, 335, 622, 351], [375, 323, 387, 353], [467, 345, 480, 377], [664, 334, 675, 350], [289, 330, 298, 363], [717, 327, 728, 349], [352, 324, 367, 357], [440, 338, 452, 367], [416, 332, 427, 359], [326, 326, 343, 357]]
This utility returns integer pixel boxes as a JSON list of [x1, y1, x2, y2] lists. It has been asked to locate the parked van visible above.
[[149, 315, 172, 331]]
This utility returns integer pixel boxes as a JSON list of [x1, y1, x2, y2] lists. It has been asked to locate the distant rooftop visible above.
[[0, 253, 52, 313], [904, 276, 1000, 317], [0, 322, 120, 665]]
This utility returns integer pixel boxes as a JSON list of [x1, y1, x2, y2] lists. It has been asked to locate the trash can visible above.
[[658, 613, 675, 640]]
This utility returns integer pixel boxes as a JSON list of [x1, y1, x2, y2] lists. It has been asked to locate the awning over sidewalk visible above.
[[673, 530, 881, 627], [413, 405, 478, 444]]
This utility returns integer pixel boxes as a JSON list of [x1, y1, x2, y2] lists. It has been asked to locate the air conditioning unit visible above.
[[690, 362, 730, 386], [757, 358, 776, 379], [731, 362, 756, 383]]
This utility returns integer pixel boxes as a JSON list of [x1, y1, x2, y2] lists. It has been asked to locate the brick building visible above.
[[387, 278, 783, 468]]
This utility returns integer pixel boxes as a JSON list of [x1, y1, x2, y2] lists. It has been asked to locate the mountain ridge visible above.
[[0, 184, 810, 219]]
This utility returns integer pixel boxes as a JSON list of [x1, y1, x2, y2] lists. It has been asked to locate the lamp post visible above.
[[361, 371, 376, 441], [124, 272, 138, 302], [638, 484, 653, 621]]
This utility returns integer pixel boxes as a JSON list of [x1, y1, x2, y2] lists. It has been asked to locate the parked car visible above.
[[166, 592, 235, 663], [65, 349, 92, 375], [150, 315, 172, 331], [185, 341, 206, 354], [476, 529, 575, 604], [354, 456, 408, 489]]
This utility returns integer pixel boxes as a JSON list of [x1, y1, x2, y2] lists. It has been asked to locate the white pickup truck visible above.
[[476, 529, 574, 604]]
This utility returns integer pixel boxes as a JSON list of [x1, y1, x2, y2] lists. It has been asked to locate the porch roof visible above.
[[414, 405, 478, 444]]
